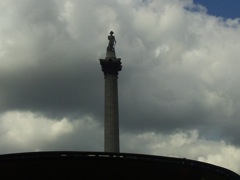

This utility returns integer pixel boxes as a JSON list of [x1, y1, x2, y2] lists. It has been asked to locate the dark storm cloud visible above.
[[0, 58, 103, 118], [1, 0, 240, 137], [0, 0, 108, 119]]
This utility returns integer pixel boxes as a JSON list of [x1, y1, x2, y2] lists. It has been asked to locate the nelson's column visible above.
[[100, 31, 122, 152]]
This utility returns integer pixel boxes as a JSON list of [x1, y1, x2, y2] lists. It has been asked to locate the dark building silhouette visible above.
[[0, 151, 239, 179]]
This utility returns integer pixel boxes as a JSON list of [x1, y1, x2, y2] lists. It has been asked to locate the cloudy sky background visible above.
[[1, 0, 240, 174]]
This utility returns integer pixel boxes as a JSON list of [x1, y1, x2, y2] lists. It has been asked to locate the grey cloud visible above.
[[1, 0, 240, 136]]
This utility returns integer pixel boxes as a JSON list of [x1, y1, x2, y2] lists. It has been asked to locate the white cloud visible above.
[[121, 130, 240, 174], [0, 111, 103, 153], [0, 111, 73, 153], [197, 145, 240, 175]]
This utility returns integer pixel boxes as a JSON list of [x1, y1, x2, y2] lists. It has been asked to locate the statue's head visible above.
[[110, 31, 114, 35]]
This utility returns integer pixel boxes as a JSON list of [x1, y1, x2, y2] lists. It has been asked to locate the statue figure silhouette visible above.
[[107, 31, 116, 51]]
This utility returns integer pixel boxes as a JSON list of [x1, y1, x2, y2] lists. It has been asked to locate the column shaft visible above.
[[104, 74, 119, 152]]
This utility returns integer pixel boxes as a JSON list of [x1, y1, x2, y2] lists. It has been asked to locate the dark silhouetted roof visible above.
[[0, 151, 239, 179]]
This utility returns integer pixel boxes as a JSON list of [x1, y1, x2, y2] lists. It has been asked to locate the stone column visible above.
[[99, 31, 122, 152], [100, 58, 122, 152], [104, 74, 119, 152]]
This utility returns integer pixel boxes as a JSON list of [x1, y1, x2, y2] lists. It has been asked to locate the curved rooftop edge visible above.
[[0, 151, 239, 179]]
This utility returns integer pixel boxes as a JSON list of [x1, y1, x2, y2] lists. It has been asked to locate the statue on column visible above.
[[107, 31, 116, 51]]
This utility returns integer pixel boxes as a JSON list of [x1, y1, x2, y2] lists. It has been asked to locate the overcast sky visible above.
[[0, 0, 240, 174]]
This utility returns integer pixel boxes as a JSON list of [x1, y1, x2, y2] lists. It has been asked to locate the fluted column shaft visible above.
[[100, 58, 122, 153], [104, 74, 119, 152]]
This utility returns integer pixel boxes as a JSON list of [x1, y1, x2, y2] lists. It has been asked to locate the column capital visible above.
[[100, 58, 122, 76]]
